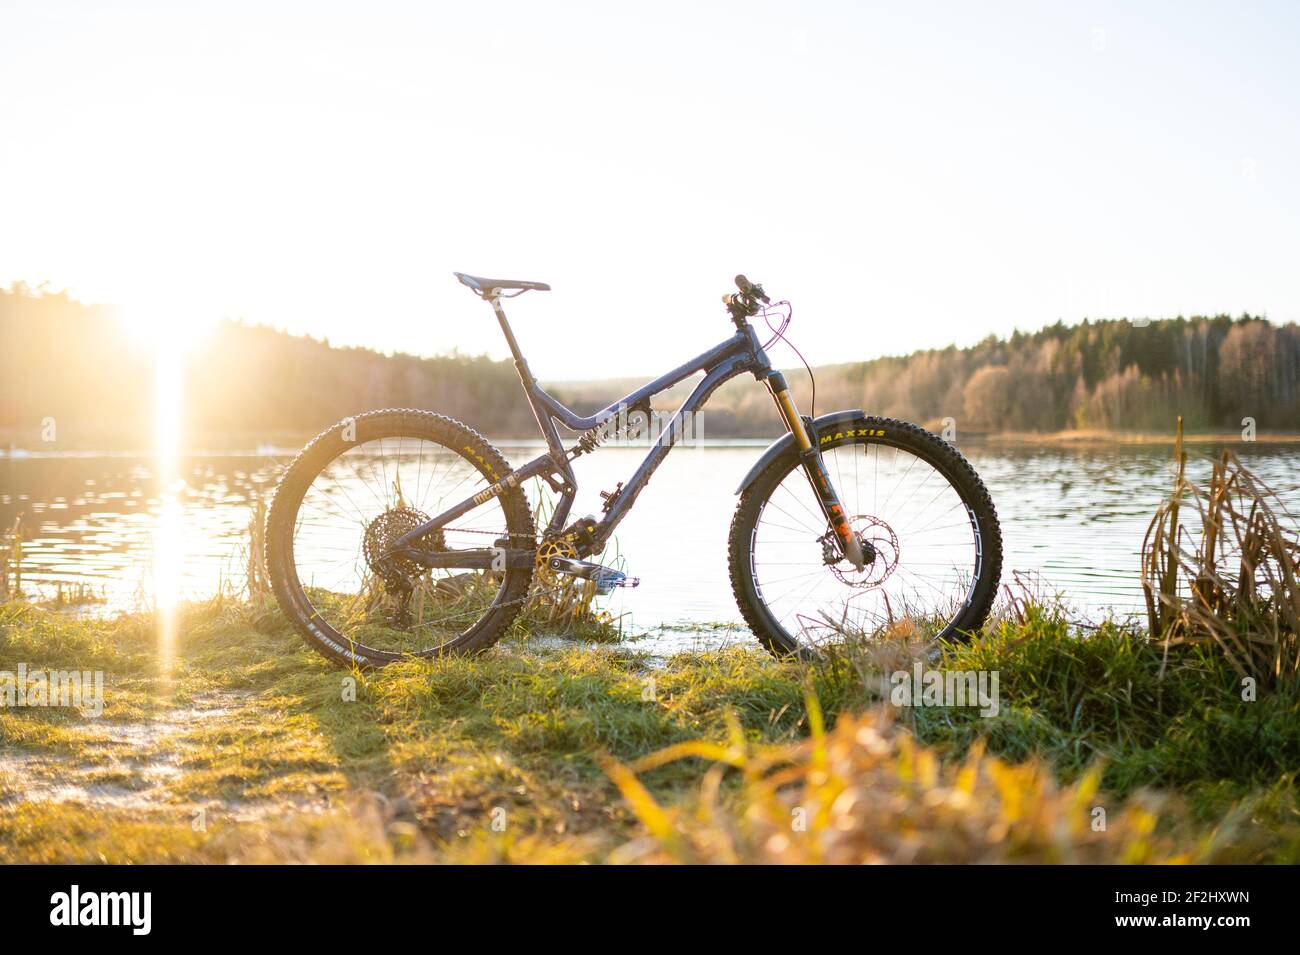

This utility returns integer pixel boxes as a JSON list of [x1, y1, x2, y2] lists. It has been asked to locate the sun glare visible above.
[[136, 304, 198, 678], [122, 303, 217, 356]]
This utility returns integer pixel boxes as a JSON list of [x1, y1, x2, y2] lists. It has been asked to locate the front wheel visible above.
[[729, 416, 1001, 656]]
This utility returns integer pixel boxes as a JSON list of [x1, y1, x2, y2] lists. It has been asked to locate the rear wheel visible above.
[[728, 416, 1001, 656], [266, 410, 535, 667]]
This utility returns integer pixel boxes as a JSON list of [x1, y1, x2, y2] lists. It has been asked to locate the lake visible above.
[[3, 439, 1298, 654]]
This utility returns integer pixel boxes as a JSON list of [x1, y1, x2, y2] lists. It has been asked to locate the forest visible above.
[[710, 311, 1300, 437], [2, 281, 1297, 448]]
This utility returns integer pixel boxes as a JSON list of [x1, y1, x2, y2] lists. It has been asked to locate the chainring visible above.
[[534, 536, 579, 586]]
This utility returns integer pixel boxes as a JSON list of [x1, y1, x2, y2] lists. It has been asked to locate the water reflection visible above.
[[1, 440, 1297, 654]]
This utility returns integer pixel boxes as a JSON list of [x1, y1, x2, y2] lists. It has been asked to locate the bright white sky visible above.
[[2, 0, 1298, 378]]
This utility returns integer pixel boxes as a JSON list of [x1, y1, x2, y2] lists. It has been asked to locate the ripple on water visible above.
[[4, 444, 1298, 651]]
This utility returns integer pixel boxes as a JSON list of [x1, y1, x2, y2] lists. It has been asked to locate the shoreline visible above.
[[4, 430, 1299, 457], [963, 429, 1300, 446]]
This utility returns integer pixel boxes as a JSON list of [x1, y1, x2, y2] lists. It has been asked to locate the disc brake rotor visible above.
[[827, 515, 900, 589]]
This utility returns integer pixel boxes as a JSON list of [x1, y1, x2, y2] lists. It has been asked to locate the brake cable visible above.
[[761, 299, 817, 421]]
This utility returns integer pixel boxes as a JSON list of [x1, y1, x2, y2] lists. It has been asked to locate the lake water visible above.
[[3, 440, 1298, 654]]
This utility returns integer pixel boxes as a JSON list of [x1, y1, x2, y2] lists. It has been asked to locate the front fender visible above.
[[734, 409, 867, 495]]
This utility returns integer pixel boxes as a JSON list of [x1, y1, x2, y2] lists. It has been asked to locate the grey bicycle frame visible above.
[[391, 292, 788, 568]]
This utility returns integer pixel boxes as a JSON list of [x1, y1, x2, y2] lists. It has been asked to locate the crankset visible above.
[[546, 556, 640, 596]]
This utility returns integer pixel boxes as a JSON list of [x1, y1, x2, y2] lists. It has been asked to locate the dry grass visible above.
[[604, 703, 1209, 864], [516, 492, 626, 640], [1143, 418, 1300, 690]]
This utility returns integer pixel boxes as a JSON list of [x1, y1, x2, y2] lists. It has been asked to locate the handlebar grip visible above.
[[735, 274, 770, 304]]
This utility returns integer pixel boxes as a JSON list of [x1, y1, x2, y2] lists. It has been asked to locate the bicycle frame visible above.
[[392, 290, 865, 570]]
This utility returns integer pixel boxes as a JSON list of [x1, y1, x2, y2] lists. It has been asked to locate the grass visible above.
[[0, 595, 1297, 863], [0, 597, 818, 862], [890, 608, 1300, 794]]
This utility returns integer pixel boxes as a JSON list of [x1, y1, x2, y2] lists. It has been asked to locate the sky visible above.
[[2, 0, 1299, 379]]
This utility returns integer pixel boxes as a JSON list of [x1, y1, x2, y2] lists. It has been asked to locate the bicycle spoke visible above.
[[749, 439, 983, 646], [289, 434, 518, 657]]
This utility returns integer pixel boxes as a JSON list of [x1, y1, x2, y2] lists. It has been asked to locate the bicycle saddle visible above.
[[454, 272, 551, 295]]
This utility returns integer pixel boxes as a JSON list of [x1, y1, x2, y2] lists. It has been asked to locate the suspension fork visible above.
[[767, 373, 867, 569]]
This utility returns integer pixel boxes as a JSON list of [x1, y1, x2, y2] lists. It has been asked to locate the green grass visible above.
[[0, 598, 1296, 863], [888, 608, 1300, 799]]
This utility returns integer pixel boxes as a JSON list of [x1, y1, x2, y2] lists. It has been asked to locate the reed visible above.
[[245, 495, 271, 602], [0, 514, 21, 600], [1142, 417, 1300, 690], [48, 580, 106, 607]]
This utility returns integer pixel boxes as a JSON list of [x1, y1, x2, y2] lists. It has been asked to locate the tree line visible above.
[[717, 313, 1300, 437], [2, 281, 1296, 448], [0, 282, 536, 448]]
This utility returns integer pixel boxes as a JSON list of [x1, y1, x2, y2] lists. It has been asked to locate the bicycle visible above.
[[266, 273, 1002, 667]]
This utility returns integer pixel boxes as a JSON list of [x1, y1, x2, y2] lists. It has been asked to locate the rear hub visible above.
[[363, 507, 440, 582]]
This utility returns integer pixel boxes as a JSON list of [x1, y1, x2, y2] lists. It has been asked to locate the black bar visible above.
[[0, 864, 1279, 941]]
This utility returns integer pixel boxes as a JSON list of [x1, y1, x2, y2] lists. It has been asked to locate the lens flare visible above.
[[140, 309, 195, 677]]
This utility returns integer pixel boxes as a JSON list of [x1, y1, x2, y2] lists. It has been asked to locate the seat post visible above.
[[488, 292, 566, 455], [489, 294, 530, 375]]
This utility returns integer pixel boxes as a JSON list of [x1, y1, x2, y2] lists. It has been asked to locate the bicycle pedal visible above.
[[547, 557, 640, 595]]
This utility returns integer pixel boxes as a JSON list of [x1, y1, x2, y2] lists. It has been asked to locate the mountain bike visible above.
[[267, 273, 1002, 667]]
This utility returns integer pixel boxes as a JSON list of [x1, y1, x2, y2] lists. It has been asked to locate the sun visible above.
[[119, 301, 218, 356]]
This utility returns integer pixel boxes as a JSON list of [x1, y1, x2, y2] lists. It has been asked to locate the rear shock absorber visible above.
[[572, 425, 606, 456], [568, 401, 651, 459]]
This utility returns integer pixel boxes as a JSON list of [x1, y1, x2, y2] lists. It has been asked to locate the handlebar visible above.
[[722, 273, 770, 325]]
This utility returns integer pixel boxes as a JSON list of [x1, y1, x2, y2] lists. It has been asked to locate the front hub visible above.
[[823, 515, 899, 589]]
